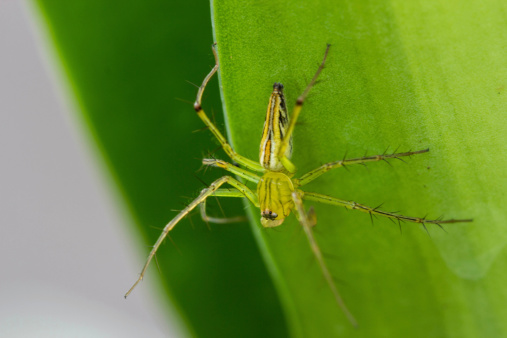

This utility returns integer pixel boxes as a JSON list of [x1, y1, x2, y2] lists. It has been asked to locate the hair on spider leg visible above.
[[422, 223, 431, 237], [203, 150, 218, 159], [356, 161, 368, 170], [174, 200, 200, 217], [185, 79, 201, 89], [382, 146, 390, 156], [202, 213, 211, 231], [309, 225, 327, 239], [394, 156, 408, 164], [153, 252, 162, 275], [198, 150, 215, 161], [435, 222, 446, 232], [369, 211, 374, 226], [382, 157, 394, 167], [174, 97, 194, 106], [431, 214, 448, 233], [146, 222, 183, 254], [187, 209, 197, 230], [204, 144, 223, 158], [179, 193, 200, 203], [189, 174, 229, 228], [195, 163, 207, 175], [384, 216, 404, 234], [311, 78, 325, 88], [321, 250, 343, 263], [196, 154, 211, 171], [210, 107, 220, 134], [341, 162, 351, 172], [340, 150, 353, 173], [329, 270, 351, 288], [199, 154, 229, 175], [148, 222, 168, 231], [341, 149, 349, 162], [192, 173, 210, 188], [192, 125, 210, 134], [213, 193, 227, 218], [190, 66, 213, 89], [165, 233, 183, 255]]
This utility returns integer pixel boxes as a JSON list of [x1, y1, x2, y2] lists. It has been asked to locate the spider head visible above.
[[257, 172, 294, 228], [260, 209, 285, 227]]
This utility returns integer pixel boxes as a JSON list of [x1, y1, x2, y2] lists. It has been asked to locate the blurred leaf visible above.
[[33, 1, 287, 337], [212, 0, 507, 337]]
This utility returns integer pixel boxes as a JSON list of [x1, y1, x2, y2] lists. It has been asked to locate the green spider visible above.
[[126, 43, 471, 326]]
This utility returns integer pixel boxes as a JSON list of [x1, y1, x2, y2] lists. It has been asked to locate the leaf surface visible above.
[[212, 0, 507, 336]]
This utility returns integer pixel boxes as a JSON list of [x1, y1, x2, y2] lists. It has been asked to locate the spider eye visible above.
[[273, 82, 284, 90], [261, 210, 278, 219]]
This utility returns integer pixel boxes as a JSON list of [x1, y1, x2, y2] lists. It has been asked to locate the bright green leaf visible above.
[[212, 0, 507, 337]]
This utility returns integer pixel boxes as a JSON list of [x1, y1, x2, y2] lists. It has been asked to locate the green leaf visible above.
[[212, 0, 507, 337], [33, 1, 287, 337]]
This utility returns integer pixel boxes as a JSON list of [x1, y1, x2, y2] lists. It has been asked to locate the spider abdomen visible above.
[[259, 83, 293, 171]]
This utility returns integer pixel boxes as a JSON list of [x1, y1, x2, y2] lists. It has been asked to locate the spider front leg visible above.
[[200, 188, 258, 224], [202, 158, 261, 184], [302, 191, 473, 230], [194, 44, 264, 172], [125, 176, 258, 298], [291, 190, 358, 327], [295, 148, 429, 187], [277, 44, 331, 173]]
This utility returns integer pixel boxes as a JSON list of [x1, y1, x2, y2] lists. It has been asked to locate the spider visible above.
[[125, 43, 471, 326]]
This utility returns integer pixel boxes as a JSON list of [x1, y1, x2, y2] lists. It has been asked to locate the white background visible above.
[[0, 1, 183, 337]]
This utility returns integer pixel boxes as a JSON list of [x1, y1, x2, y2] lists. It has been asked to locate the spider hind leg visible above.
[[291, 190, 358, 327], [125, 176, 258, 298], [302, 191, 473, 230]]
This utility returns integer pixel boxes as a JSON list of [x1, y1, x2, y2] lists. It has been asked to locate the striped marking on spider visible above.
[[125, 43, 472, 326]]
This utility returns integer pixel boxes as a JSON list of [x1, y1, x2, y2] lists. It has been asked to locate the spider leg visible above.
[[291, 190, 358, 327], [125, 176, 258, 298], [202, 158, 261, 183], [194, 44, 264, 172], [200, 188, 255, 224], [277, 44, 331, 173], [295, 149, 429, 187], [302, 191, 473, 227]]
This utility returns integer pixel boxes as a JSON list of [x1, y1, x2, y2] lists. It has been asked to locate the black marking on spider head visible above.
[[261, 209, 278, 220]]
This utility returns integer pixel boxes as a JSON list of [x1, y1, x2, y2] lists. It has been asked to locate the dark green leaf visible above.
[[33, 1, 287, 337]]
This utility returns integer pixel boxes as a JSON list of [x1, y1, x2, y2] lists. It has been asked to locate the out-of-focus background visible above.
[[0, 2, 181, 336], [0, 1, 285, 337]]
